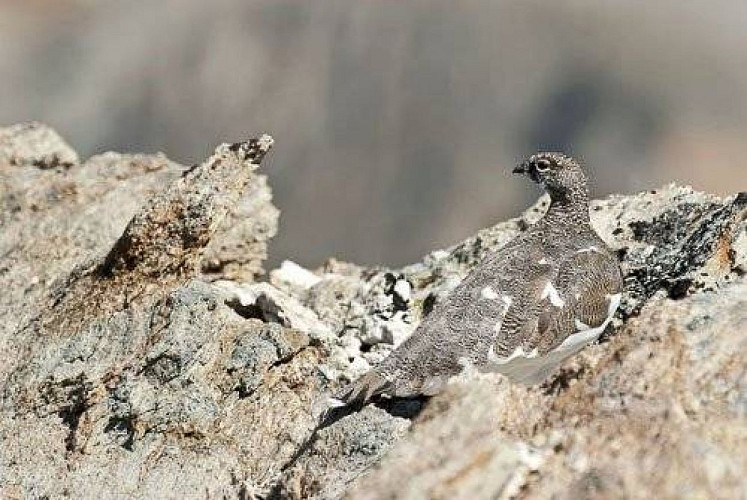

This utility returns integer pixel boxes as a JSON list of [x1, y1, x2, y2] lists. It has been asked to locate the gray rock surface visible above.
[[1, 124, 745, 499]]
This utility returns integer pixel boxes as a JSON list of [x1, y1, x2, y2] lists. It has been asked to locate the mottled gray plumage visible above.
[[332, 153, 623, 408]]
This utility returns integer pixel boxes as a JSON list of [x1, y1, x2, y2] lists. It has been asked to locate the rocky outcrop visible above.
[[1, 124, 745, 499]]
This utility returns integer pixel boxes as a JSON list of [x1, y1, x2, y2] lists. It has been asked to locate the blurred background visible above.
[[2, 0, 747, 268]]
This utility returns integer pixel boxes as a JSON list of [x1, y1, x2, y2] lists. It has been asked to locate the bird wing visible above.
[[486, 247, 623, 384], [536, 248, 623, 349], [327, 246, 551, 408]]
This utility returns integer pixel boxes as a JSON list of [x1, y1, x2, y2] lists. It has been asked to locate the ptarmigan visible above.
[[332, 152, 623, 408]]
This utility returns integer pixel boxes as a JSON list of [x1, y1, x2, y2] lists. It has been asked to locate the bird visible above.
[[330, 152, 623, 409]]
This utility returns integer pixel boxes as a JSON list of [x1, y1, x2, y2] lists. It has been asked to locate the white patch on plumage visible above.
[[480, 286, 499, 300], [488, 345, 539, 365], [541, 281, 565, 308], [492, 295, 513, 334], [574, 318, 589, 330], [538, 257, 549, 265], [560, 292, 620, 350], [487, 293, 621, 385], [577, 246, 600, 254], [327, 397, 346, 408]]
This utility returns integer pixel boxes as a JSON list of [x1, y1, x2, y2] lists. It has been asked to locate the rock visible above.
[[216, 281, 333, 342], [201, 174, 280, 282], [0, 122, 79, 168], [100, 136, 274, 279], [271, 260, 323, 293], [346, 377, 556, 500], [275, 406, 411, 500], [0, 127, 305, 498], [1, 124, 745, 498], [0, 128, 278, 339]]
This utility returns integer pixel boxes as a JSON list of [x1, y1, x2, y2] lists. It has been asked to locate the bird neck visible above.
[[541, 187, 590, 228]]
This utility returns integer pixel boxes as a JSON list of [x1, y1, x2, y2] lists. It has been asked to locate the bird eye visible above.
[[535, 159, 552, 171]]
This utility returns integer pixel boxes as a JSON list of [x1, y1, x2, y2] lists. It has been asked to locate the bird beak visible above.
[[512, 162, 528, 175]]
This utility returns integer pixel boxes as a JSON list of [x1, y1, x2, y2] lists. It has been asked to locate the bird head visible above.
[[513, 152, 588, 202]]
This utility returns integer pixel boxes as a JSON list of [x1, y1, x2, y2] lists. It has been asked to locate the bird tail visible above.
[[308, 371, 393, 428], [331, 370, 393, 408]]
